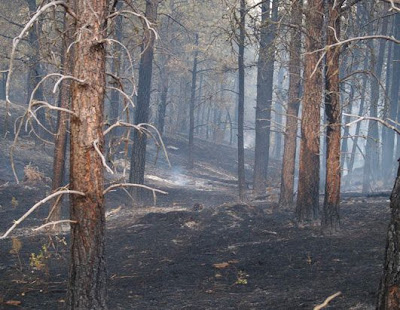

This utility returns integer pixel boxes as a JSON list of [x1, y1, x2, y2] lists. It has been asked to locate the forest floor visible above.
[[0, 118, 392, 309]]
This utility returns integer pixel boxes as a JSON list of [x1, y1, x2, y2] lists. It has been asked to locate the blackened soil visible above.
[[0, 135, 391, 310]]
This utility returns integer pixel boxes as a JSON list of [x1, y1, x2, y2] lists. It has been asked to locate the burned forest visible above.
[[2, 0, 400, 309]]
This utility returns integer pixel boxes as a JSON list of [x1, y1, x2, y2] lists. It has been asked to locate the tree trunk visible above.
[[237, 0, 246, 200], [157, 63, 169, 135], [377, 160, 400, 310], [50, 7, 73, 223], [278, 0, 302, 208], [195, 74, 203, 135], [384, 14, 400, 185], [26, 0, 46, 142], [108, 2, 123, 135], [188, 34, 199, 169], [128, 0, 158, 203], [295, 0, 323, 222], [253, 0, 277, 195], [362, 16, 388, 193], [322, 1, 341, 232], [67, 0, 108, 308]]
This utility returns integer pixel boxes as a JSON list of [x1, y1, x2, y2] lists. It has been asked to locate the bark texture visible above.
[[253, 0, 277, 195], [296, 0, 323, 222], [67, 0, 108, 308], [188, 34, 199, 169], [129, 0, 158, 203], [237, 0, 246, 200], [322, 1, 341, 232], [50, 7, 73, 223], [279, 0, 302, 208], [377, 160, 400, 310]]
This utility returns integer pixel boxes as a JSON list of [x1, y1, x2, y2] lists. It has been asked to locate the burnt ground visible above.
[[0, 129, 392, 310]]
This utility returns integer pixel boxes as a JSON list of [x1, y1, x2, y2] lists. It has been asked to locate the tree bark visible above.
[[67, 0, 108, 309], [253, 0, 277, 195], [279, 0, 302, 208], [128, 0, 158, 203], [157, 62, 169, 135], [377, 160, 400, 310], [322, 1, 341, 232], [50, 8, 73, 223], [237, 0, 246, 200], [188, 34, 199, 169], [26, 0, 46, 142], [296, 0, 323, 222]]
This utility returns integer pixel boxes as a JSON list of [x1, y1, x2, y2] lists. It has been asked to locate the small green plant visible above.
[[11, 197, 18, 208], [235, 270, 249, 285], [30, 245, 50, 272]]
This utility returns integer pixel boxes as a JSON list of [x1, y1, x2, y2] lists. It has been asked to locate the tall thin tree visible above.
[[253, 0, 277, 195], [237, 0, 246, 200], [296, 0, 324, 222], [279, 0, 302, 208], [322, 0, 341, 232], [129, 0, 159, 203], [67, 0, 108, 308]]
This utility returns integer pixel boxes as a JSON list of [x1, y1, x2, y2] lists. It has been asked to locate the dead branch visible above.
[[103, 38, 136, 83], [313, 292, 341, 310], [52, 75, 87, 94], [32, 220, 77, 232], [0, 190, 85, 239], [344, 113, 400, 135], [104, 183, 168, 205], [107, 86, 135, 109], [6, 1, 77, 122], [94, 138, 114, 174], [107, 10, 159, 40]]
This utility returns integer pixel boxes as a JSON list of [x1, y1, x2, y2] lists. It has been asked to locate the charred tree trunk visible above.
[[157, 62, 169, 135], [322, 1, 341, 232], [26, 0, 46, 141], [195, 74, 203, 135], [253, 0, 277, 195], [362, 17, 388, 193], [237, 0, 246, 200], [67, 0, 108, 308], [128, 0, 158, 203], [108, 2, 123, 136], [377, 159, 400, 310], [295, 0, 323, 222], [50, 8, 73, 223], [279, 0, 302, 208], [188, 34, 199, 169]]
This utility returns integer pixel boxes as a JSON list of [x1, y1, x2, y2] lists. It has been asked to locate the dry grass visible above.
[[23, 164, 48, 183]]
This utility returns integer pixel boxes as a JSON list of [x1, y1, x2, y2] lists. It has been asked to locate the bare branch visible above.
[[107, 10, 159, 40], [53, 75, 87, 94], [104, 183, 168, 205], [94, 139, 114, 174], [32, 220, 77, 232], [0, 190, 85, 239], [313, 292, 341, 310], [344, 113, 400, 135], [107, 86, 135, 109]]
